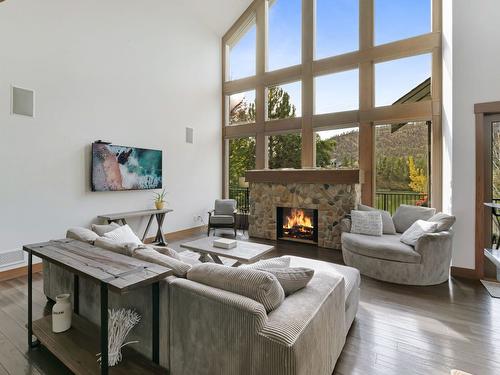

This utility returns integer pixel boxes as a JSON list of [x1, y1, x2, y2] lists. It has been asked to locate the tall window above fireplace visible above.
[[277, 207, 318, 244]]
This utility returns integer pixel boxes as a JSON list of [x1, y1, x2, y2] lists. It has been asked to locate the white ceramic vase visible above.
[[52, 293, 72, 333]]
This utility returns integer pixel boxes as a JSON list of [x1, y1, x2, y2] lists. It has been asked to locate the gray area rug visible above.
[[480, 280, 500, 298]]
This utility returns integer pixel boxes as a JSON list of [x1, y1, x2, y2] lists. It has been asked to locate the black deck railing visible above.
[[229, 187, 250, 213], [376, 191, 428, 214], [229, 186, 427, 215]]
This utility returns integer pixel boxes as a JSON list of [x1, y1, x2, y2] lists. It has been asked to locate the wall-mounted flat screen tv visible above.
[[91, 142, 162, 191]]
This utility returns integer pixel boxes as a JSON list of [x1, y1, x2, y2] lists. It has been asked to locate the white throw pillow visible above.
[[350, 210, 383, 236], [400, 220, 439, 246], [103, 224, 142, 247]]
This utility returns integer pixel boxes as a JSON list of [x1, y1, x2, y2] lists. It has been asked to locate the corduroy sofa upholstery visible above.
[[43, 248, 360, 375]]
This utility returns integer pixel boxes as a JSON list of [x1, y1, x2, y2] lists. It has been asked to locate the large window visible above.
[[375, 54, 431, 107], [375, 121, 431, 213], [268, 133, 301, 169], [315, 127, 359, 169], [314, 69, 359, 114], [228, 90, 256, 125], [267, 81, 302, 120], [375, 0, 431, 46], [315, 0, 359, 59], [222, 0, 441, 207], [229, 21, 256, 81], [228, 137, 255, 212], [268, 0, 301, 71]]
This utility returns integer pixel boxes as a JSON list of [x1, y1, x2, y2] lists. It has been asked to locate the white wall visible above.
[[0, 0, 225, 269], [443, 0, 500, 269]]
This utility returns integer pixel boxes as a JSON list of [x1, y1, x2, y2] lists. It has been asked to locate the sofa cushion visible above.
[[187, 263, 285, 313], [260, 267, 314, 296], [400, 220, 439, 246], [342, 232, 421, 263], [428, 212, 456, 232], [287, 256, 360, 306], [94, 237, 133, 256], [209, 214, 234, 225], [133, 247, 192, 277], [91, 222, 120, 236], [350, 210, 383, 236], [358, 204, 396, 234], [392, 204, 436, 233], [66, 227, 100, 244], [103, 224, 142, 246], [241, 256, 291, 270], [152, 246, 182, 260]]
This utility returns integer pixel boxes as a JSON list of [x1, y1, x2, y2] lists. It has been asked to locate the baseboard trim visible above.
[[0, 263, 43, 282], [451, 266, 478, 280], [144, 225, 207, 244]]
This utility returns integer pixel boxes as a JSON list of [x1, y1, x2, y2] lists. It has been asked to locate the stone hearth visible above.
[[248, 182, 360, 249]]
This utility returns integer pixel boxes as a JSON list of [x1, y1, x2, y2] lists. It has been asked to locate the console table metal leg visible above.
[[74, 274, 79, 315], [100, 282, 108, 375], [155, 213, 167, 246], [142, 215, 154, 242], [27, 250, 39, 349], [27, 251, 39, 349], [152, 282, 160, 364]]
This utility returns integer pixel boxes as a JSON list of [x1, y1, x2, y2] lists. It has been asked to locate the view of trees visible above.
[[228, 89, 430, 197], [229, 87, 336, 182]]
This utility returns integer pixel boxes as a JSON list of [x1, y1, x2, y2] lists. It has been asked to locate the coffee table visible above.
[[180, 237, 275, 267]]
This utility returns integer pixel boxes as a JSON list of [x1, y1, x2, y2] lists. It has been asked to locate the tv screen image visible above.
[[91, 143, 162, 191]]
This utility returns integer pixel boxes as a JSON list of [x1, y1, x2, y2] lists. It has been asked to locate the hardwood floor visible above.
[[1, 229, 499, 374]]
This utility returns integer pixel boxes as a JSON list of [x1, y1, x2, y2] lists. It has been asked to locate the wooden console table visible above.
[[24, 238, 172, 375], [98, 209, 173, 246]]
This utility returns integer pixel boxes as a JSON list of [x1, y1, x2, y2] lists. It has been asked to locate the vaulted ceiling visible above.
[[181, 0, 253, 36]]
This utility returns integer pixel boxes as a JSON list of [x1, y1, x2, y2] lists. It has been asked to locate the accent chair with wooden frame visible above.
[[208, 199, 238, 236]]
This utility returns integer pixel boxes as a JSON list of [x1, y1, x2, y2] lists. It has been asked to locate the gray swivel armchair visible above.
[[208, 199, 237, 236]]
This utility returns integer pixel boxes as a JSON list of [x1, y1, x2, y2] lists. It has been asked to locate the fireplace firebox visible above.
[[277, 207, 318, 244]]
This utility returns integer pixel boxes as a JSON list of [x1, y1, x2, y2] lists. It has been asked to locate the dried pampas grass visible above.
[[97, 308, 141, 367]]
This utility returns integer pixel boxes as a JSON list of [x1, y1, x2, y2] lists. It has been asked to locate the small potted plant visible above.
[[154, 189, 167, 210]]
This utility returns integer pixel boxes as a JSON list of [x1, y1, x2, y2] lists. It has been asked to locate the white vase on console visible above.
[[52, 293, 72, 333]]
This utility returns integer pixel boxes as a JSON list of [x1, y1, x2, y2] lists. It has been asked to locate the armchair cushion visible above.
[[350, 210, 383, 236], [342, 232, 421, 263], [392, 204, 436, 233], [209, 214, 235, 225], [358, 204, 396, 234], [187, 263, 285, 312], [400, 220, 439, 246], [214, 199, 237, 215], [428, 212, 456, 232]]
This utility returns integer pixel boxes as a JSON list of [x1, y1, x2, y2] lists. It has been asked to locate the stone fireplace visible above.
[[246, 169, 362, 249]]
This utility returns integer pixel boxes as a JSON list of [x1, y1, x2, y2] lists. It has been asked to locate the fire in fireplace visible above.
[[277, 207, 318, 244]]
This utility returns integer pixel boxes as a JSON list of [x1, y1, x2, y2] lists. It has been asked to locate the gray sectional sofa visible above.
[[341, 204, 455, 286], [43, 229, 360, 375]]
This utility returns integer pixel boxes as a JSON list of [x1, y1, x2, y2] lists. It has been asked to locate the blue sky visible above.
[[229, 0, 431, 138]]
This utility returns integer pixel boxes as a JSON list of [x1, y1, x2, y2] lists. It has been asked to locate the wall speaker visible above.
[[186, 127, 194, 144], [11, 86, 35, 117]]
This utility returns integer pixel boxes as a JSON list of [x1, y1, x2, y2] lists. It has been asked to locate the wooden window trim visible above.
[[222, 0, 442, 211], [474, 102, 500, 279]]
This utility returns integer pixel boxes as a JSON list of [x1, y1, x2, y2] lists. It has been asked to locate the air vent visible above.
[[0, 249, 24, 268]]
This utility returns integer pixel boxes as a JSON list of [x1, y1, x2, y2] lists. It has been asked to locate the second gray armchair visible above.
[[208, 199, 238, 236]]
